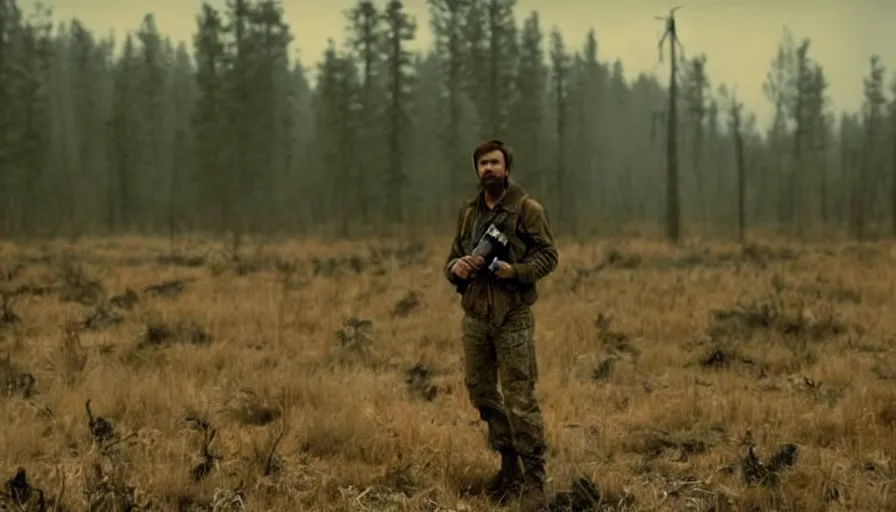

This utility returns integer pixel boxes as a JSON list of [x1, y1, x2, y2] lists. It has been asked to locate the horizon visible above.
[[39, 0, 896, 132]]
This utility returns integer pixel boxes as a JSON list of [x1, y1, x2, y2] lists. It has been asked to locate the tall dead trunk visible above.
[[658, 8, 682, 244], [730, 95, 747, 243]]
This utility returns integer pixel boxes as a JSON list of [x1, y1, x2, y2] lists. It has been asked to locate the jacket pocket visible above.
[[460, 280, 487, 316]]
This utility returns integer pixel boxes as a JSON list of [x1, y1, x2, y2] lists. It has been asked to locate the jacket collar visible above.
[[477, 178, 527, 213]]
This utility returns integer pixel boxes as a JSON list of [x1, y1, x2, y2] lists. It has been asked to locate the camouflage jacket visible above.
[[444, 180, 559, 324]]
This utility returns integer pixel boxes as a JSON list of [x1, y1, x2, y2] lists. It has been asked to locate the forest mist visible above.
[[0, 0, 894, 242]]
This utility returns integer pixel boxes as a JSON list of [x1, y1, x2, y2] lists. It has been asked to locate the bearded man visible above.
[[443, 139, 559, 512]]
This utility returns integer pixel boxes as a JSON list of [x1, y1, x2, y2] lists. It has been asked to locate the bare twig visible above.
[[186, 415, 223, 481], [264, 430, 285, 476], [656, 6, 684, 63], [100, 432, 138, 456]]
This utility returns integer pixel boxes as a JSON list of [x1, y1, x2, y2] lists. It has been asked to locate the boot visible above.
[[485, 448, 524, 501], [518, 458, 548, 512]]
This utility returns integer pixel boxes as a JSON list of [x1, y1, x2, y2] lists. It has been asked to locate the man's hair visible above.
[[472, 139, 513, 172]]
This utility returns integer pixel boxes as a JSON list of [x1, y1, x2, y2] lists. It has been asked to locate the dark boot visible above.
[[485, 448, 524, 501], [518, 457, 548, 512]]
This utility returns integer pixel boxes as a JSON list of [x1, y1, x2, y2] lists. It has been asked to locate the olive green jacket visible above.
[[444, 180, 559, 324]]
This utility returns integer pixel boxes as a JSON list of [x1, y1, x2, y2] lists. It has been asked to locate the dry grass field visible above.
[[1, 233, 895, 512]]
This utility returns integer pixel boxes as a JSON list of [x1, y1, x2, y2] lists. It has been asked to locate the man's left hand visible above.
[[493, 260, 516, 279]]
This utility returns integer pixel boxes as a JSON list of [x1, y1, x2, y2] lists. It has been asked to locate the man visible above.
[[444, 139, 559, 512]]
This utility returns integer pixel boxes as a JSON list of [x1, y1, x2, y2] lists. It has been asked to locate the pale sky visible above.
[[41, 0, 895, 131]]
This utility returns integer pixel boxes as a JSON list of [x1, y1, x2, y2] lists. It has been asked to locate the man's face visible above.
[[476, 149, 507, 195]]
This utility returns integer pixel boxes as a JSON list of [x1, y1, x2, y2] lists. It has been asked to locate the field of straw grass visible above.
[[0, 234, 895, 512]]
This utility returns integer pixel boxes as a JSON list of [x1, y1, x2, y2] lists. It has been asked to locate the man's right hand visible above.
[[451, 255, 485, 279]]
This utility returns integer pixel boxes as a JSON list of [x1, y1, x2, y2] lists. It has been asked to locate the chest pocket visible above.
[[497, 212, 527, 264], [460, 197, 532, 262]]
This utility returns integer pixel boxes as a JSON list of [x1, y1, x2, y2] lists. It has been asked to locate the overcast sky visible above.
[[42, 0, 895, 131]]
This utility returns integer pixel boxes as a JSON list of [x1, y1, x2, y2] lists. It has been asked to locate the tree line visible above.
[[0, 0, 894, 241]]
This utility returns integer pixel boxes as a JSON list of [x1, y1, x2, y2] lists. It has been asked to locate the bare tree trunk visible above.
[[731, 98, 747, 243], [660, 9, 682, 244]]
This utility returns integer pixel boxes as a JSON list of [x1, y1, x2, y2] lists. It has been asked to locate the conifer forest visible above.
[[3, 2, 896, 511], [1, 0, 893, 241]]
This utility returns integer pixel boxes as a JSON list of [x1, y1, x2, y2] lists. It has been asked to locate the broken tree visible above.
[[656, 6, 684, 244]]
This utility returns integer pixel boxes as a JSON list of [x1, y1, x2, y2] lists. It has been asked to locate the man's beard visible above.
[[480, 174, 506, 197]]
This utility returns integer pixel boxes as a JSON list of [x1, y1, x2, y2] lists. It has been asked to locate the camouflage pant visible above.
[[461, 306, 546, 467]]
